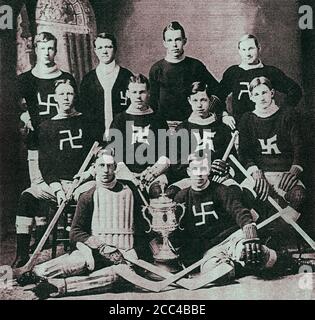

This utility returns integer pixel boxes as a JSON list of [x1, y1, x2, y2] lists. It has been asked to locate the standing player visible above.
[[218, 34, 302, 129], [12, 79, 91, 268], [149, 21, 222, 128], [79, 33, 133, 142], [17, 32, 76, 184], [238, 76, 306, 212]]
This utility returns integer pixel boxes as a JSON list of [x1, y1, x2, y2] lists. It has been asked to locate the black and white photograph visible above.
[[0, 0, 314, 303]]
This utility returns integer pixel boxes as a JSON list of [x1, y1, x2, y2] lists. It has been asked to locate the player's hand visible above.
[[241, 223, 263, 266], [73, 167, 95, 185], [279, 166, 301, 192], [20, 111, 34, 132], [222, 115, 236, 130], [211, 159, 229, 176], [85, 236, 103, 249], [139, 167, 155, 186], [252, 170, 269, 201], [98, 245, 124, 265], [56, 189, 67, 206]]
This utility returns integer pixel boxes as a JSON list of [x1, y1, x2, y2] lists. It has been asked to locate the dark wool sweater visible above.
[[149, 57, 221, 121]]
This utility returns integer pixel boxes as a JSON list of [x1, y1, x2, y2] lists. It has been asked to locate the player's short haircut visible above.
[[163, 21, 186, 40], [187, 150, 209, 166], [54, 79, 75, 92], [94, 32, 117, 51], [187, 81, 212, 98], [95, 147, 116, 165], [238, 34, 260, 49], [249, 76, 273, 94], [128, 73, 150, 90], [34, 32, 57, 50]]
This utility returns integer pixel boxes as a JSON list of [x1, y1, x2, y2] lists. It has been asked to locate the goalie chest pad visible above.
[[91, 183, 134, 250]]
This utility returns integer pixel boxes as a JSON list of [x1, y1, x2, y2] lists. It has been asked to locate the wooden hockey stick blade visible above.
[[113, 264, 168, 292], [13, 142, 100, 279], [179, 262, 234, 290]]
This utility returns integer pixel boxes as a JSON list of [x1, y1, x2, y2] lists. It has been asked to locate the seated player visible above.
[[172, 152, 278, 279], [29, 148, 141, 298], [239, 76, 306, 212], [109, 74, 170, 187], [12, 79, 92, 268], [168, 81, 236, 189]]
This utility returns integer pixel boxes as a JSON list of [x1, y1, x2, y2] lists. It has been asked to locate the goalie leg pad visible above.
[[33, 250, 94, 278]]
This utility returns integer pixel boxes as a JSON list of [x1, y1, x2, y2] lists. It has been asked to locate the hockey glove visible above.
[[211, 159, 230, 176], [98, 244, 124, 265], [241, 223, 262, 266], [279, 166, 302, 192], [252, 170, 269, 201]]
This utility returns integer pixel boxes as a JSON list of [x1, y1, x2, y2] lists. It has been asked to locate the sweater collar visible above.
[[253, 101, 279, 118], [97, 178, 117, 190], [31, 63, 62, 79], [126, 105, 154, 115], [239, 60, 264, 71], [188, 113, 216, 125], [51, 110, 82, 120], [96, 60, 118, 76], [165, 54, 186, 64]]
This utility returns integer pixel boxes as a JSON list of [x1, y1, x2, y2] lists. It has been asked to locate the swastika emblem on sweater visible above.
[[131, 124, 150, 145], [120, 91, 128, 106], [238, 82, 250, 100], [59, 129, 83, 150], [193, 130, 216, 152], [37, 93, 58, 116], [258, 134, 281, 154], [192, 201, 218, 226]]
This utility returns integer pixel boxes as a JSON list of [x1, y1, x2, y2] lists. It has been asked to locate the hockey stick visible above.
[[212, 130, 238, 183], [13, 142, 100, 279], [119, 208, 295, 292], [229, 154, 315, 251]]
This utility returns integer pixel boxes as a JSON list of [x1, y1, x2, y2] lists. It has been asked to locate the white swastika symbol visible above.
[[193, 130, 216, 152], [37, 93, 58, 116], [258, 134, 281, 154], [238, 82, 250, 100], [59, 129, 83, 150], [192, 201, 218, 226], [131, 124, 150, 145], [120, 91, 128, 106]]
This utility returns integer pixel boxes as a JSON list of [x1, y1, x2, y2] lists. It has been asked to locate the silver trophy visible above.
[[142, 184, 185, 268]]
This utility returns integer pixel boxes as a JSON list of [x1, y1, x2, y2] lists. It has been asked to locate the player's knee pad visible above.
[[285, 186, 306, 210]]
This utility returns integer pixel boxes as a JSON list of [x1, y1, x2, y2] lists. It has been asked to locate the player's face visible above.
[[128, 83, 149, 109], [187, 159, 210, 190], [188, 90, 211, 119], [250, 84, 275, 111], [238, 38, 260, 65], [95, 155, 116, 184], [94, 38, 115, 64], [163, 29, 186, 59], [35, 40, 56, 66], [54, 84, 75, 113]]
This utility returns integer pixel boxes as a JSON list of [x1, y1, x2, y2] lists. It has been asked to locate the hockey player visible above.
[[79, 33, 133, 142], [173, 152, 278, 278], [12, 79, 92, 268], [110, 74, 169, 177], [17, 32, 76, 184], [218, 34, 302, 129], [149, 21, 222, 128], [238, 76, 306, 211], [30, 148, 140, 298], [170, 81, 234, 184]]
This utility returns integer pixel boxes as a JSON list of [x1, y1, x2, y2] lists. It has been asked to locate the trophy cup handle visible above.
[[141, 206, 152, 233], [176, 203, 185, 231]]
